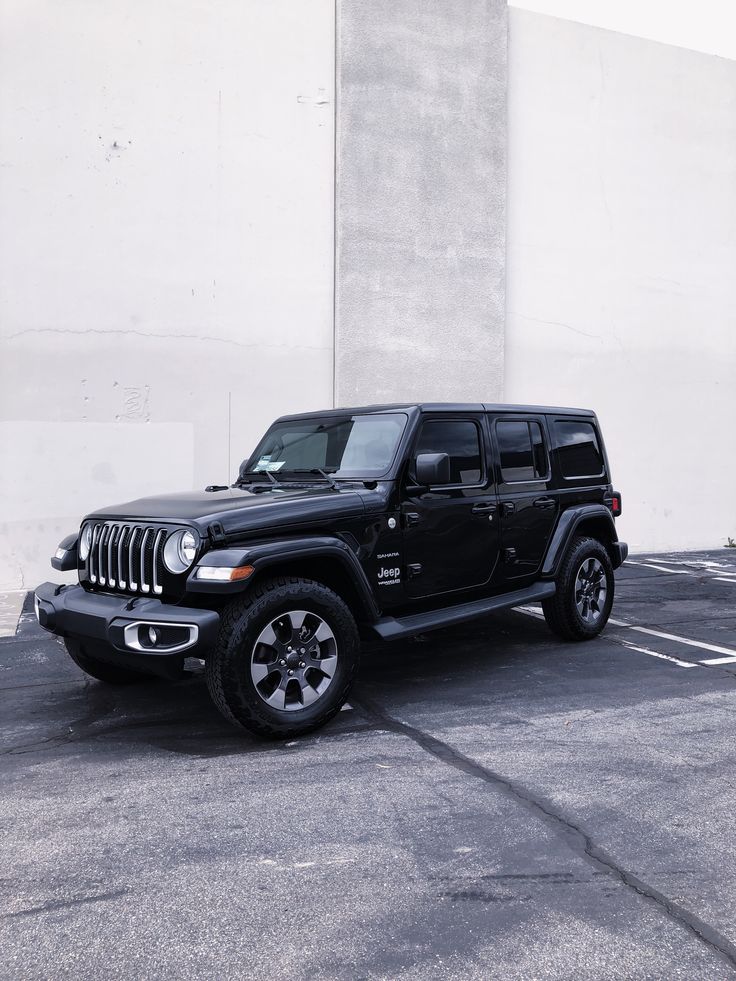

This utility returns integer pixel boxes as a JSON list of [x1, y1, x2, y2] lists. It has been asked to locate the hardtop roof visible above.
[[275, 402, 596, 422]]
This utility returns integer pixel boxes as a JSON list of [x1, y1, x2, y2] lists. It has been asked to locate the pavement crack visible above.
[[6, 888, 129, 918], [353, 694, 736, 973]]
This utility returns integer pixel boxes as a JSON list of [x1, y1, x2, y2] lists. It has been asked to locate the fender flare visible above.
[[187, 535, 380, 620], [542, 505, 624, 577]]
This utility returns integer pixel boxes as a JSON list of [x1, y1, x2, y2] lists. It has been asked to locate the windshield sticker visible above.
[[254, 459, 286, 473]]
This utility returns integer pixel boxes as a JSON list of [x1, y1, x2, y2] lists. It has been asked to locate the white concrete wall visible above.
[[506, 10, 736, 551], [0, 0, 335, 590]]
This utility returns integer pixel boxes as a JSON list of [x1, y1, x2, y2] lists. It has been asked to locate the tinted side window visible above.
[[553, 420, 604, 478], [415, 420, 482, 485], [497, 420, 548, 482]]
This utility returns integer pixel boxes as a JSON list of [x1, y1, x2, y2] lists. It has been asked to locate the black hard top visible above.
[[276, 402, 596, 422]]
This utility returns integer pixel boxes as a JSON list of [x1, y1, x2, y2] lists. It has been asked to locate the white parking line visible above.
[[619, 641, 698, 669], [515, 605, 545, 620], [713, 577, 736, 585], [625, 560, 691, 575], [650, 558, 735, 571], [516, 606, 632, 626], [628, 626, 736, 659], [516, 606, 736, 670]]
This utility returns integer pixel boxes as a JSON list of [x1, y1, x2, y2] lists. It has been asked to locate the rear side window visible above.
[[497, 420, 549, 482], [414, 420, 482, 485], [553, 420, 604, 478]]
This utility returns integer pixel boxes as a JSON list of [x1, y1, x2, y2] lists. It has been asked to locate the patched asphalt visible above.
[[2, 550, 736, 979]]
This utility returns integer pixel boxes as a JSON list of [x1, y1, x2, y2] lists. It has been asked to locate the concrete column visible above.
[[335, 0, 508, 406]]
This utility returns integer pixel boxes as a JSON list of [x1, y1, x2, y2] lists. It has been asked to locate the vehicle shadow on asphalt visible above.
[[4, 610, 551, 760], [7, 596, 730, 762]]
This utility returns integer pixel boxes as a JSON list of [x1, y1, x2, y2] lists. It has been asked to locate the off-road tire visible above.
[[542, 535, 614, 641], [205, 576, 361, 738], [65, 637, 154, 685]]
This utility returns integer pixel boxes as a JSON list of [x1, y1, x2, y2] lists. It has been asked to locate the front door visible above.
[[402, 416, 500, 598], [491, 415, 559, 582]]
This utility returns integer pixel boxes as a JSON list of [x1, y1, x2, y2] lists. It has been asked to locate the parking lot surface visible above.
[[2, 551, 736, 979]]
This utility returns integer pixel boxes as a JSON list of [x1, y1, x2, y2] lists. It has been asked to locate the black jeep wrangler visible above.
[[36, 403, 627, 737]]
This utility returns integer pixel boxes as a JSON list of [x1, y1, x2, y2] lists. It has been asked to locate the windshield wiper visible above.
[[233, 471, 284, 490], [281, 468, 340, 490]]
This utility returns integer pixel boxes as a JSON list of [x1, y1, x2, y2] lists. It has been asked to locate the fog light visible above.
[[148, 626, 160, 646]]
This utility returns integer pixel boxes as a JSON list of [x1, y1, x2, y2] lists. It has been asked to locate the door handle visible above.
[[533, 497, 556, 510], [500, 501, 516, 516], [472, 503, 497, 514]]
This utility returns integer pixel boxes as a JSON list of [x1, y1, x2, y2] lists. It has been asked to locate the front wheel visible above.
[[542, 536, 614, 641], [205, 577, 361, 738]]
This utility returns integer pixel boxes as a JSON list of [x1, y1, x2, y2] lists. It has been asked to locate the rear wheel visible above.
[[65, 638, 154, 685], [205, 577, 360, 738], [542, 536, 614, 641]]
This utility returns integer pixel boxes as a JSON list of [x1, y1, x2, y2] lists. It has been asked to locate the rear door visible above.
[[401, 415, 500, 598], [490, 414, 559, 582]]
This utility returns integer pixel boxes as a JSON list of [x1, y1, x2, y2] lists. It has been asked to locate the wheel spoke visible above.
[[258, 624, 278, 648], [314, 621, 333, 643], [299, 683, 320, 707], [267, 678, 289, 710], [251, 662, 274, 684], [314, 654, 337, 678], [287, 610, 308, 634]]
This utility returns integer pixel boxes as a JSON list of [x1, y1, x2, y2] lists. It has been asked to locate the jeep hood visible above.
[[86, 485, 366, 537]]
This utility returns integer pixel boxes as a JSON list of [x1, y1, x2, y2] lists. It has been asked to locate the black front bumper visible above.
[[34, 582, 220, 679]]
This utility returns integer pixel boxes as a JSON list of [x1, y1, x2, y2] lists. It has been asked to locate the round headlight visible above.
[[163, 529, 198, 574], [79, 523, 93, 562], [179, 530, 197, 565]]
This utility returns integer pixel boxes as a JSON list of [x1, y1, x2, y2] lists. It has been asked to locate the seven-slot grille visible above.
[[87, 522, 167, 594]]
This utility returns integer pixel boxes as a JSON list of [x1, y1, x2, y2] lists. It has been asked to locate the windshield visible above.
[[242, 413, 408, 479]]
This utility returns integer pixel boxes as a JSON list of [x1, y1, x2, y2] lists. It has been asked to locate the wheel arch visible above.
[[542, 505, 622, 577], [247, 555, 377, 623], [188, 536, 381, 623]]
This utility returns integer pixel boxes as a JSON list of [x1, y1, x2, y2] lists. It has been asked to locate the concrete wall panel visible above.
[[506, 10, 736, 551], [335, 0, 507, 406], [0, 0, 335, 589]]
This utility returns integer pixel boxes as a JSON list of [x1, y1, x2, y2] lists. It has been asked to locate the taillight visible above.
[[610, 492, 622, 516]]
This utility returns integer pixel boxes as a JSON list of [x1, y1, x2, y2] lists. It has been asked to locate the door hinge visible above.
[[407, 563, 423, 579]]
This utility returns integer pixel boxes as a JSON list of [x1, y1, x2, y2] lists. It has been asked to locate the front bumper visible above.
[[34, 582, 220, 679]]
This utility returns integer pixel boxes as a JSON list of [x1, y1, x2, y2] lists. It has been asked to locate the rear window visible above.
[[552, 420, 604, 478], [497, 420, 549, 482]]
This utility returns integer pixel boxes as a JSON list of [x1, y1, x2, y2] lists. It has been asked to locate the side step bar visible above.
[[369, 582, 556, 642]]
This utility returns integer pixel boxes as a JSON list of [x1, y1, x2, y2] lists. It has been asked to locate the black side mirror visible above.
[[415, 452, 451, 486]]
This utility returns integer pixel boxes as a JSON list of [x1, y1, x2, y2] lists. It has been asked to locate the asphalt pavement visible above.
[[2, 550, 736, 979]]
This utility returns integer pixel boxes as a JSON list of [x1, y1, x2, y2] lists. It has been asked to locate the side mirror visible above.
[[415, 452, 451, 486]]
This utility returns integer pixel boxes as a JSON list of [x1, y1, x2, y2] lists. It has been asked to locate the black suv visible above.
[[36, 403, 627, 737]]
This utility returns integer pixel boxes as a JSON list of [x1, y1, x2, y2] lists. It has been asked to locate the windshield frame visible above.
[[241, 411, 410, 481]]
